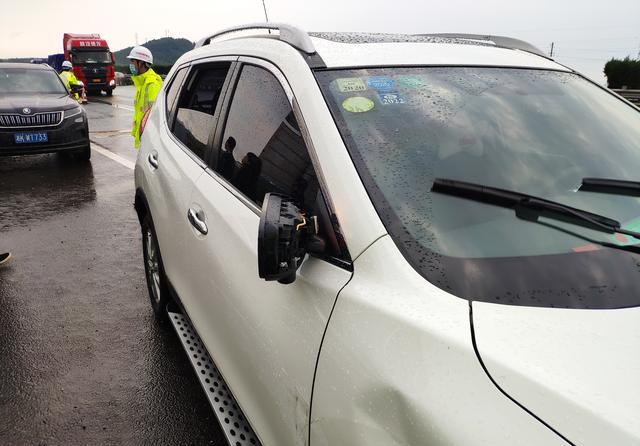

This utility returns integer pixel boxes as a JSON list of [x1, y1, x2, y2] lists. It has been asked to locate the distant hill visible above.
[[0, 57, 38, 63], [114, 37, 194, 66]]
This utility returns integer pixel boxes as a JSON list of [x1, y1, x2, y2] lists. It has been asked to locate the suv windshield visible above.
[[0, 67, 67, 94], [72, 51, 111, 64], [316, 67, 640, 309]]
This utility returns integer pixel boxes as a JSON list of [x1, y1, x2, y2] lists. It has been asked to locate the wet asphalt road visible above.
[[0, 87, 226, 445]]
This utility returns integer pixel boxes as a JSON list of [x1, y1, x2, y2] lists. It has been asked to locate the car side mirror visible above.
[[258, 193, 325, 285]]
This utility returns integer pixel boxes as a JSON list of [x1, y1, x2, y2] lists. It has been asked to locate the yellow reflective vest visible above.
[[131, 68, 163, 148], [59, 70, 79, 90]]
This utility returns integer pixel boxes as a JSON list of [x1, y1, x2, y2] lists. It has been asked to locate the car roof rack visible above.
[[418, 33, 548, 58], [195, 22, 316, 54]]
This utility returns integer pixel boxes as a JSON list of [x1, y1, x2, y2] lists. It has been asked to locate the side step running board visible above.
[[168, 311, 262, 446]]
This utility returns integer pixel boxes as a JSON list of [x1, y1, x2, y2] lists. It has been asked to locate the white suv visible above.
[[134, 24, 640, 446]]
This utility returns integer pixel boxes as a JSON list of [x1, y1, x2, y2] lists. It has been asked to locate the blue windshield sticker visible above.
[[367, 76, 396, 91], [398, 76, 425, 89], [336, 78, 367, 92], [377, 91, 406, 105]]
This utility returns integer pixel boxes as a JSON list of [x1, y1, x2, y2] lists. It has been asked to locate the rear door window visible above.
[[172, 63, 231, 162], [165, 67, 188, 127]]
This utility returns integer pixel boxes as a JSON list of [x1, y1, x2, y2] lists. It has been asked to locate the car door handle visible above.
[[187, 208, 208, 235], [148, 152, 159, 169]]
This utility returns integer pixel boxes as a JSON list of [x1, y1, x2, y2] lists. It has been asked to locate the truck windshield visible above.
[[0, 68, 67, 94], [316, 67, 640, 309], [73, 51, 111, 64]]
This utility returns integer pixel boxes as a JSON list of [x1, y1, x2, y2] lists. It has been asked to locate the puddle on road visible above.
[[0, 156, 96, 231]]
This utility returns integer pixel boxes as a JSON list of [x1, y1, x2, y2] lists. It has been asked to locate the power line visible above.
[[505, 24, 640, 33], [556, 55, 616, 61], [567, 48, 638, 52]]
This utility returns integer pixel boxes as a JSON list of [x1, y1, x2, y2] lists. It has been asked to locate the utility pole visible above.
[[261, 0, 269, 22], [549, 42, 555, 58]]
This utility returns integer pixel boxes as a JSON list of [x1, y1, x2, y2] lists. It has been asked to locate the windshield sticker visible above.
[[342, 96, 375, 113], [610, 217, 640, 246], [398, 76, 425, 89], [377, 91, 406, 105], [572, 244, 600, 253], [336, 78, 367, 92], [367, 76, 396, 91]]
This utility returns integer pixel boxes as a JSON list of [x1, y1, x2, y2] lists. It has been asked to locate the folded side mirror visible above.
[[258, 193, 320, 285]]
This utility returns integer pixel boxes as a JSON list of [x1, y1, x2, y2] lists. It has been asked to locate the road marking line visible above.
[[111, 103, 135, 112], [91, 143, 135, 170], [91, 99, 135, 112]]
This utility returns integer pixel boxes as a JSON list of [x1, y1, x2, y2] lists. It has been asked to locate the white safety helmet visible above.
[[62, 60, 73, 70], [126, 46, 153, 65]]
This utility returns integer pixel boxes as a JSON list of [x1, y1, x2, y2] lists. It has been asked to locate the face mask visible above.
[[129, 63, 138, 75]]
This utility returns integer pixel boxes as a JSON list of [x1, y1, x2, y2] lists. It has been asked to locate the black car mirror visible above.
[[258, 193, 324, 284]]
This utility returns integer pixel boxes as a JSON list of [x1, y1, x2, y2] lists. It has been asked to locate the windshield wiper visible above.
[[579, 177, 640, 197], [431, 178, 640, 240]]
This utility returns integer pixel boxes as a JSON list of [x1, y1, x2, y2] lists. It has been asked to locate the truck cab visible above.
[[63, 33, 116, 96]]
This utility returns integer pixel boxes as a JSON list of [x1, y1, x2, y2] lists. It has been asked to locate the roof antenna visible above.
[[261, 0, 271, 34]]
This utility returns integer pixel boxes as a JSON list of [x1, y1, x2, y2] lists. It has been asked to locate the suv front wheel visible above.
[[141, 213, 170, 320]]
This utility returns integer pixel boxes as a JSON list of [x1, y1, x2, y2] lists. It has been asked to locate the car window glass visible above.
[[165, 67, 187, 127], [172, 63, 230, 161], [219, 64, 347, 259], [0, 68, 67, 94]]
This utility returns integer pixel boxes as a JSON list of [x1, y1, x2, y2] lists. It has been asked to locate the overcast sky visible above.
[[1, 0, 638, 84]]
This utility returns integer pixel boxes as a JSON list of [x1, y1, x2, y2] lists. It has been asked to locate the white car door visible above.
[[137, 64, 205, 289], [145, 59, 236, 297], [183, 60, 353, 446]]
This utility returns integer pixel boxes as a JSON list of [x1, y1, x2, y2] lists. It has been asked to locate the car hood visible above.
[[473, 302, 640, 446], [0, 93, 78, 112]]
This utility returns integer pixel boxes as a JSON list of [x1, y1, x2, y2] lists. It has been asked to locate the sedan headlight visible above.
[[64, 107, 83, 119]]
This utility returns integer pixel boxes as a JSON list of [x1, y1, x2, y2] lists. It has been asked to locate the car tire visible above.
[[105, 89, 113, 97], [141, 213, 171, 321]]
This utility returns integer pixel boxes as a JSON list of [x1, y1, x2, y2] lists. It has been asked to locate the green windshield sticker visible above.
[[611, 217, 640, 246], [336, 78, 367, 92], [342, 97, 375, 113], [398, 76, 425, 89]]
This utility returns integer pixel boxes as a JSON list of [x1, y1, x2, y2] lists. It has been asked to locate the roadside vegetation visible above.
[[604, 57, 640, 89]]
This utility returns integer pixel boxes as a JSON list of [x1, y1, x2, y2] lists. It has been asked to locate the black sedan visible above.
[[0, 63, 90, 160]]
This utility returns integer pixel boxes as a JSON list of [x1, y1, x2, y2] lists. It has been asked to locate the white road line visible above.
[[91, 143, 135, 170], [92, 100, 135, 112], [111, 103, 135, 112]]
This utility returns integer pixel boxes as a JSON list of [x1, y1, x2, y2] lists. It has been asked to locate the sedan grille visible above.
[[0, 111, 63, 128]]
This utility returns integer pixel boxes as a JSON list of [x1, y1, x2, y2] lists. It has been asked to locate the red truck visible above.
[[63, 33, 116, 96]]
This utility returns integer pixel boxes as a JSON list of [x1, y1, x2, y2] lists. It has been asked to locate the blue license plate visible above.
[[14, 132, 48, 144]]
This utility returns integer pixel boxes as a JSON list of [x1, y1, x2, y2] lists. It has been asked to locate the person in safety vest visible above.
[[127, 46, 163, 149], [59, 61, 82, 102]]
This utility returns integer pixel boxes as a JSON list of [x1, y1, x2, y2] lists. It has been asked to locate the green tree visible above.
[[604, 57, 640, 89]]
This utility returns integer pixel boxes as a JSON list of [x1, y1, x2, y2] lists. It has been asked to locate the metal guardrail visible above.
[[613, 89, 640, 104], [115, 73, 166, 87]]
